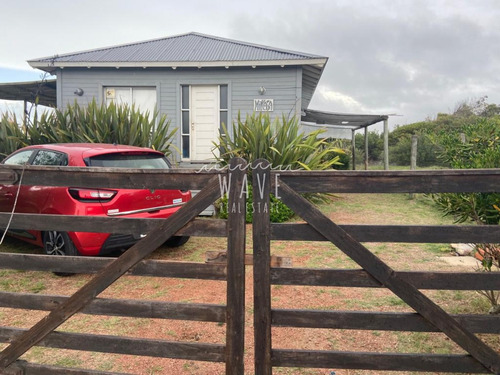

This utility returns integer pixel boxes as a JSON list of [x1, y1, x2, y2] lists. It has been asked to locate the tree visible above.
[[431, 117, 500, 313], [354, 131, 383, 163]]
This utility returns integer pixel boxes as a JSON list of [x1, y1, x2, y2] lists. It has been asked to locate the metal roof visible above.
[[0, 79, 56, 107], [28, 32, 328, 71], [302, 109, 388, 130]]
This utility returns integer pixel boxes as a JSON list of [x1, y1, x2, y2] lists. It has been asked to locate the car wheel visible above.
[[43, 231, 78, 256], [43, 231, 78, 276], [164, 236, 190, 247]]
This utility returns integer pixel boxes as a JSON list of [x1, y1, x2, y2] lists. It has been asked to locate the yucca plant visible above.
[[0, 112, 28, 158], [212, 112, 345, 222], [2, 100, 178, 158], [214, 112, 343, 171]]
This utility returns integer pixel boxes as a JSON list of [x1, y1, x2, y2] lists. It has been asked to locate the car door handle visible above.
[[4, 193, 14, 198]]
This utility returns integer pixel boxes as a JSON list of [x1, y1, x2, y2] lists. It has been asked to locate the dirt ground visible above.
[[0, 193, 498, 374]]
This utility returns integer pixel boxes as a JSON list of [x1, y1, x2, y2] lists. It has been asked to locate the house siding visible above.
[[58, 66, 303, 162]]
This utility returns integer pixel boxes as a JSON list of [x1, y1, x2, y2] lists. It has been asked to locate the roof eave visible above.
[[28, 58, 328, 71]]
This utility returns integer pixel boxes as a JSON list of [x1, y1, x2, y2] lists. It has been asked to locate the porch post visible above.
[[364, 126, 369, 170], [351, 129, 356, 170], [383, 118, 389, 170]]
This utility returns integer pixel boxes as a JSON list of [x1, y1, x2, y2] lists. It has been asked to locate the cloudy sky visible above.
[[1, 0, 499, 130]]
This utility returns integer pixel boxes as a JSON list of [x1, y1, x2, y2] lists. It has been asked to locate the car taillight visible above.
[[69, 188, 117, 202]]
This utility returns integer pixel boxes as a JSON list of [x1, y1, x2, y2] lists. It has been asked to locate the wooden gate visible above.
[[252, 160, 500, 374], [0, 158, 247, 374], [1, 159, 500, 374]]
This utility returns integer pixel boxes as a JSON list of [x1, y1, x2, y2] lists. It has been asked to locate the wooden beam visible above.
[[0, 213, 227, 237], [272, 350, 489, 373], [270, 223, 500, 243], [271, 268, 500, 290], [0, 291, 226, 322], [272, 309, 500, 333], [225, 158, 247, 374], [0, 253, 227, 280], [253, 159, 272, 375], [0, 164, 220, 191], [273, 169, 500, 194], [0, 327, 225, 362]]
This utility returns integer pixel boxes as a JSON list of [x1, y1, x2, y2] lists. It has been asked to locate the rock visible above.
[[489, 305, 500, 315], [450, 243, 476, 256]]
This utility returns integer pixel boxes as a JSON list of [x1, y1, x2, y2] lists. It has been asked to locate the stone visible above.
[[450, 243, 476, 256]]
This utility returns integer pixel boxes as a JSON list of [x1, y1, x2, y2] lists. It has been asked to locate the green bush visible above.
[[0, 113, 27, 159], [215, 185, 294, 223], [0, 99, 177, 158], [214, 112, 343, 171], [354, 131, 384, 163], [212, 112, 344, 222], [389, 133, 442, 167], [431, 118, 500, 225]]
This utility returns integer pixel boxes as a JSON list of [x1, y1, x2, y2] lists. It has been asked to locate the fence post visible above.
[[409, 135, 418, 199], [252, 159, 272, 375], [226, 158, 248, 375]]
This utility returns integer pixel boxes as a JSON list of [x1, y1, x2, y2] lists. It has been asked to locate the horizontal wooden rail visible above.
[[273, 169, 500, 193], [0, 327, 225, 362], [271, 268, 500, 290], [0, 164, 222, 190], [272, 223, 500, 243], [272, 309, 500, 333], [0, 253, 227, 279], [271, 350, 489, 373], [0, 214, 226, 237], [0, 292, 225, 322], [8, 360, 130, 375]]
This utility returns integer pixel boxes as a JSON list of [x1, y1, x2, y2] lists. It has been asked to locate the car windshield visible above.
[[87, 153, 170, 169]]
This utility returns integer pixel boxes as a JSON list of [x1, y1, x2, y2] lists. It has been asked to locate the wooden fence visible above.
[[252, 161, 500, 374], [0, 160, 500, 374]]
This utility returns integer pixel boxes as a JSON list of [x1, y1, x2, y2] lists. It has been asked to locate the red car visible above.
[[0, 144, 191, 256]]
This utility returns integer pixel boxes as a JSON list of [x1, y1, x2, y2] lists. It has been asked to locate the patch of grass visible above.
[[424, 243, 452, 255], [148, 365, 164, 374], [96, 360, 115, 372], [0, 271, 48, 293], [54, 356, 83, 368], [396, 332, 456, 354]]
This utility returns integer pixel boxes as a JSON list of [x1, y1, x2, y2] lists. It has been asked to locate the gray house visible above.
[[20, 32, 389, 168], [28, 32, 332, 163]]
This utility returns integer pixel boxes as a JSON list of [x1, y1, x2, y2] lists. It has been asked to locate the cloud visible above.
[[1, 0, 499, 127]]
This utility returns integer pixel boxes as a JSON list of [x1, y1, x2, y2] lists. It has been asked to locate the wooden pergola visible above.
[[301, 109, 390, 170]]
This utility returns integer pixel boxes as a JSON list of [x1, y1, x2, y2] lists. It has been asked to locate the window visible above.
[[32, 150, 68, 166], [87, 153, 170, 169], [181, 85, 190, 159], [104, 87, 156, 118], [220, 85, 228, 137], [3, 150, 33, 165]]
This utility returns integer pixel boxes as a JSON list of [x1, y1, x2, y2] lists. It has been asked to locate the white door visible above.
[[191, 85, 219, 161]]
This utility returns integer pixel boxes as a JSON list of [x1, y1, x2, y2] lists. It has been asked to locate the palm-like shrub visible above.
[[1, 100, 177, 158], [0, 112, 29, 159], [214, 112, 343, 170], [212, 112, 344, 222]]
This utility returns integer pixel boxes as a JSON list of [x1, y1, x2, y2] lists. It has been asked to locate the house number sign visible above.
[[254, 99, 274, 112]]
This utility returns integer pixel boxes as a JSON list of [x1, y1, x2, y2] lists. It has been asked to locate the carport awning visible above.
[[301, 109, 388, 130], [0, 79, 56, 107]]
